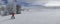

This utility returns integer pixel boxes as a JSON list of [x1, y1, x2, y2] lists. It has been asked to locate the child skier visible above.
[[11, 12, 15, 19]]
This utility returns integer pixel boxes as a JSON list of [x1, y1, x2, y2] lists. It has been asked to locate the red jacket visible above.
[[11, 12, 14, 16]]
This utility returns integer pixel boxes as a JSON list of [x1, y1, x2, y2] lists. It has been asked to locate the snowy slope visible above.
[[0, 8, 60, 24]]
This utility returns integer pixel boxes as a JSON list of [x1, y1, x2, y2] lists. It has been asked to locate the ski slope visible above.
[[0, 8, 60, 24]]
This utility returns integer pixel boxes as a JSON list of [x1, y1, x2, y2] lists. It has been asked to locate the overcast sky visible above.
[[4, 0, 60, 6]]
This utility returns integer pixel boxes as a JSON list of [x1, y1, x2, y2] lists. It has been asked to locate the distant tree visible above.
[[16, 4, 21, 14]]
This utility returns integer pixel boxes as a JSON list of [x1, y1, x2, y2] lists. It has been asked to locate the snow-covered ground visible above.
[[0, 8, 60, 24]]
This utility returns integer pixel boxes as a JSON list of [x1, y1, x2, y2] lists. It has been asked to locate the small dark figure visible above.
[[11, 12, 15, 19]]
